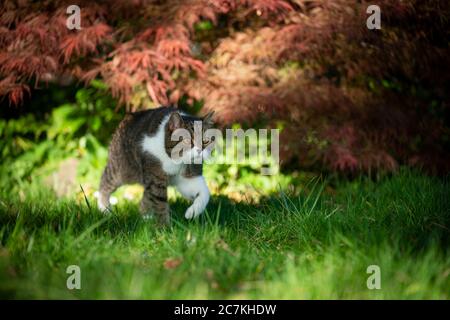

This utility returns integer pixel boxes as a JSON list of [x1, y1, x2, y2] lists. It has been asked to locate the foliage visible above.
[[0, 83, 122, 192], [0, 169, 449, 298], [0, 85, 297, 201], [1, 1, 448, 300], [189, 0, 450, 174], [1, 0, 449, 174]]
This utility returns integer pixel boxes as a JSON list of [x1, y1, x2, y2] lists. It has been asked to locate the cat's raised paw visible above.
[[185, 205, 202, 219]]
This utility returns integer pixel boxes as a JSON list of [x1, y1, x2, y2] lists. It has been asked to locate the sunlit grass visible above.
[[0, 169, 449, 299]]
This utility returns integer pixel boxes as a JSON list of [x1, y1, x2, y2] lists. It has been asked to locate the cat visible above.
[[97, 106, 215, 226]]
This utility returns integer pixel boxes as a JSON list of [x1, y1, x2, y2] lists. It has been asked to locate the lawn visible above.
[[0, 169, 449, 299]]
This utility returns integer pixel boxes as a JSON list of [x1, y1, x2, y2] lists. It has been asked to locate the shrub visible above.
[[1, 0, 449, 174]]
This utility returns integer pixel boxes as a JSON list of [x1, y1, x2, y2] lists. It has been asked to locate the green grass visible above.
[[0, 169, 449, 299]]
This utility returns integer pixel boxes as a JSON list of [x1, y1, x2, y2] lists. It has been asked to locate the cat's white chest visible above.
[[161, 161, 182, 175], [141, 116, 182, 175]]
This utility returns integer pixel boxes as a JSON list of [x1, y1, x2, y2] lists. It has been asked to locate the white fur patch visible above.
[[172, 175, 210, 219], [96, 196, 111, 214], [141, 115, 183, 175], [97, 197, 107, 211]]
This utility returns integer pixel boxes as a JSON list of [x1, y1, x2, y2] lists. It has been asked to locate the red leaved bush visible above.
[[1, 0, 449, 174]]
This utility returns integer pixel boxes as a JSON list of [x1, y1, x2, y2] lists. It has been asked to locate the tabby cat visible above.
[[98, 106, 215, 226]]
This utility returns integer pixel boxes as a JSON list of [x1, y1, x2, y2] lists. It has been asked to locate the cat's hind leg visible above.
[[98, 164, 121, 213]]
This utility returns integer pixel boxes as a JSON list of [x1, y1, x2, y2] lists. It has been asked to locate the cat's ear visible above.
[[168, 112, 183, 131], [203, 111, 215, 128]]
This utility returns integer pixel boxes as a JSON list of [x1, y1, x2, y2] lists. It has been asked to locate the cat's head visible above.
[[165, 111, 215, 164]]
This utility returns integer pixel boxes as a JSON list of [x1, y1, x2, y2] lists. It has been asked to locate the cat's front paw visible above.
[[185, 205, 201, 219], [184, 194, 209, 219]]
